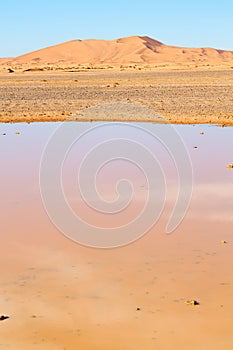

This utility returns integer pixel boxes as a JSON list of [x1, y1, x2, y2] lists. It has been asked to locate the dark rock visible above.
[[0, 315, 9, 321]]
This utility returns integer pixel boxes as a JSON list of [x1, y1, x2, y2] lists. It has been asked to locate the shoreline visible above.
[[1, 117, 233, 127]]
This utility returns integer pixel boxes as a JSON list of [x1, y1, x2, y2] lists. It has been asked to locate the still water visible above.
[[1, 122, 233, 241], [0, 122, 232, 350]]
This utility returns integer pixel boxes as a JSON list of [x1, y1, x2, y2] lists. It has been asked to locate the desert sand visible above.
[[0, 67, 233, 125], [1, 36, 233, 67]]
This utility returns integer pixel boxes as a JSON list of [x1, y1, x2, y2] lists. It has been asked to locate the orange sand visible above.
[[1, 36, 233, 68]]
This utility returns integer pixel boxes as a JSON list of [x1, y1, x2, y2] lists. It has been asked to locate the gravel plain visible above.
[[0, 67, 233, 125]]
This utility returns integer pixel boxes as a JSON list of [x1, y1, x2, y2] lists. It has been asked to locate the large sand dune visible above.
[[1, 36, 233, 67]]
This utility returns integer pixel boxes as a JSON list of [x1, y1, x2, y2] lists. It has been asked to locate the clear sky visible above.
[[0, 0, 232, 57]]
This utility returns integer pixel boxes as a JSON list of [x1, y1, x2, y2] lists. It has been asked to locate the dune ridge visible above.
[[1, 36, 233, 68]]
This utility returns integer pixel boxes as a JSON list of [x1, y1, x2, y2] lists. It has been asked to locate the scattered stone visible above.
[[136, 307, 141, 311], [184, 300, 199, 306], [226, 164, 233, 169], [0, 315, 9, 321], [24, 68, 44, 72], [200, 132, 204, 135], [2, 133, 6, 136], [221, 240, 227, 244], [193, 146, 198, 149], [8, 68, 14, 73], [15, 131, 20, 135]]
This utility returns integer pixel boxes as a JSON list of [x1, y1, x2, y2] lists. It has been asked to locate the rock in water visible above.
[[0, 315, 9, 321], [184, 300, 199, 306]]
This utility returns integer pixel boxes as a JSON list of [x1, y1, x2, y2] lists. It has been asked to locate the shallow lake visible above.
[[0, 122, 232, 349]]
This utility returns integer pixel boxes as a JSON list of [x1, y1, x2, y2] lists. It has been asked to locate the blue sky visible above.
[[0, 0, 232, 57]]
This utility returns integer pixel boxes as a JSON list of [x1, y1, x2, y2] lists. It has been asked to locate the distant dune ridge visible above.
[[1, 36, 233, 67]]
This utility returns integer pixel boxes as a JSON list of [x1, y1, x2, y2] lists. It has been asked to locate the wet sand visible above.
[[0, 67, 233, 125], [0, 123, 232, 349], [1, 223, 232, 350]]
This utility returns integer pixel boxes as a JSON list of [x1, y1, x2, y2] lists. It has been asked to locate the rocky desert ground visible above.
[[0, 66, 233, 125]]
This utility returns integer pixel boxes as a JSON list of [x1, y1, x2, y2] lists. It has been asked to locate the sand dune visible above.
[[1, 36, 233, 68], [0, 58, 11, 64]]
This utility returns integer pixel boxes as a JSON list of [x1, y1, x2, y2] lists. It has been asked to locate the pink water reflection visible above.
[[0, 122, 233, 349], [0, 122, 233, 244]]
